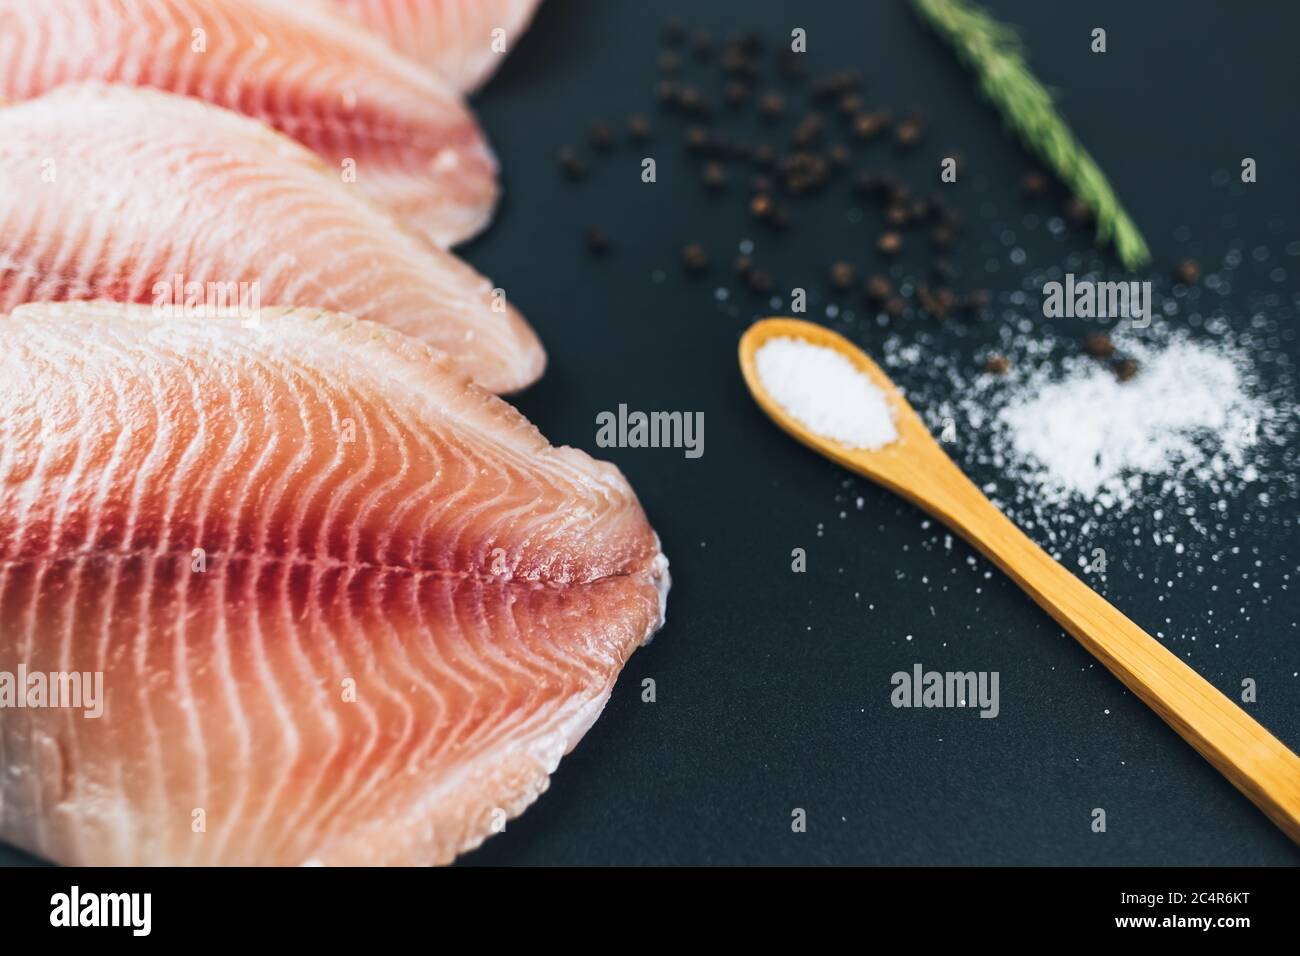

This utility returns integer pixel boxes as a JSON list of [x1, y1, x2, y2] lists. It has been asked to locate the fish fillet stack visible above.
[[0, 0, 669, 867]]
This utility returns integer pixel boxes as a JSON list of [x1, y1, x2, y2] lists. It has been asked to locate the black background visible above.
[[4, 0, 1299, 867]]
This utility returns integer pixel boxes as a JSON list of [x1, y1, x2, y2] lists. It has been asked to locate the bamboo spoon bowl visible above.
[[739, 316, 1300, 845]]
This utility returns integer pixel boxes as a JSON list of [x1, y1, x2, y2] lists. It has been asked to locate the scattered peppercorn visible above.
[[894, 116, 923, 147], [838, 93, 865, 117], [684, 125, 711, 155], [589, 121, 614, 152], [585, 227, 610, 256], [1021, 171, 1048, 197], [720, 48, 758, 79], [627, 114, 652, 142], [1065, 197, 1093, 225], [792, 113, 824, 147], [1084, 332, 1116, 359], [865, 275, 894, 302], [1113, 357, 1139, 382], [811, 70, 860, 101], [568, 25, 994, 327], [1175, 258, 1201, 284], [917, 284, 949, 320], [758, 92, 785, 121], [747, 268, 774, 294], [676, 86, 711, 117], [557, 146, 586, 180], [984, 354, 1010, 375], [724, 81, 750, 108], [851, 112, 886, 142], [829, 261, 856, 290], [682, 243, 709, 273], [780, 151, 828, 194]]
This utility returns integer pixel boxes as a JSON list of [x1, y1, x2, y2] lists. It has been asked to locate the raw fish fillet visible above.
[[0, 302, 669, 866], [0, 84, 544, 394], [0, 0, 496, 247], [336, 0, 543, 92]]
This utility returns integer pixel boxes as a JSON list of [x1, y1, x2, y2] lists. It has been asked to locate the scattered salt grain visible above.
[[755, 337, 897, 449]]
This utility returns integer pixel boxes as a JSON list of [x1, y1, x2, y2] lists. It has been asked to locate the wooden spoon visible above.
[[739, 316, 1300, 844]]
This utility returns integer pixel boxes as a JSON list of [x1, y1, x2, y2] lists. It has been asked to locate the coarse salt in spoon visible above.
[[739, 317, 1300, 844]]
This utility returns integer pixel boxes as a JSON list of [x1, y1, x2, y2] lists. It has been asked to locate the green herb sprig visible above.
[[909, 0, 1150, 270]]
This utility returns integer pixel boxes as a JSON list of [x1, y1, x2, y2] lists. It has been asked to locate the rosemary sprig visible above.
[[909, 0, 1151, 270]]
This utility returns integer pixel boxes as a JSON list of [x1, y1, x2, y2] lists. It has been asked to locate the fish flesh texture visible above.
[[0, 0, 496, 247], [0, 84, 544, 394], [0, 302, 669, 866], [335, 0, 543, 93], [0, 83, 542, 392], [336, 0, 542, 92]]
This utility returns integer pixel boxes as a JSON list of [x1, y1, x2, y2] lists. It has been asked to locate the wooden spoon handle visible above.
[[904, 456, 1300, 842]]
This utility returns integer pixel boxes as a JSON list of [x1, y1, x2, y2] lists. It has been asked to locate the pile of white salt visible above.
[[755, 336, 897, 449], [997, 338, 1265, 502]]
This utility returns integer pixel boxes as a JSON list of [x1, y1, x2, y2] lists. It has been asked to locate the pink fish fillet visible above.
[[335, 0, 543, 93], [0, 0, 498, 247], [0, 84, 544, 394], [0, 302, 670, 866]]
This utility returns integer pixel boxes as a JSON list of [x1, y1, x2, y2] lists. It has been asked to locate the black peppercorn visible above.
[[748, 269, 774, 294], [585, 227, 610, 255], [557, 146, 586, 180], [627, 114, 651, 142], [829, 261, 856, 290], [589, 121, 614, 152], [1084, 332, 1116, 358], [759, 92, 785, 122], [865, 275, 894, 302], [702, 161, 727, 192], [682, 243, 709, 273], [1175, 259, 1201, 284], [1021, 171, 1048, 197]]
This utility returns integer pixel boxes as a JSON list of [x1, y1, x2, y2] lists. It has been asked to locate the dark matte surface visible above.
[[4, 0, 1299, 867]]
